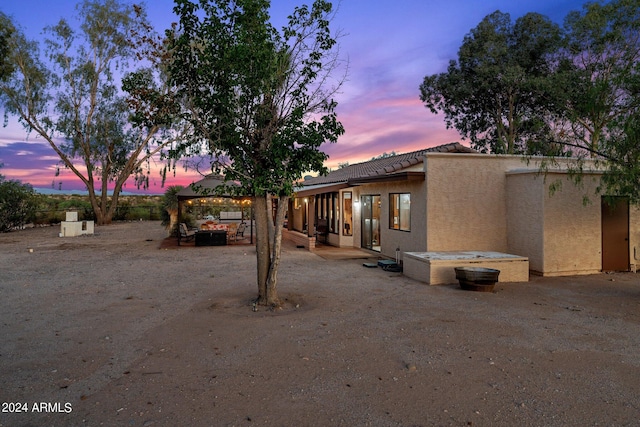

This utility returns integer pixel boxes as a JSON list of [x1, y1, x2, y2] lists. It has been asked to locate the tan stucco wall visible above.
[[541, 173, 602, 275], [507, 171, 603, 275], [294, 153, 639, 277], [505, 172, 545, 271], [290, 201, 306, 233], [352, 180, 427, 259], [424, 154, 613, 276], [424, 154, 526, 252]]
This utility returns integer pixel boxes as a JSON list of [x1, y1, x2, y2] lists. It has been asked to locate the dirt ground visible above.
[[1, 221, 639, 427]]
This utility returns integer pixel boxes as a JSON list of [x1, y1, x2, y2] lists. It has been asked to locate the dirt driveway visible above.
[[1, 221, 639, 427]]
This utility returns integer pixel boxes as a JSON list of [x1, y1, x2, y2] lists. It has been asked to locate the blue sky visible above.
[[0, 0, 588, 193]]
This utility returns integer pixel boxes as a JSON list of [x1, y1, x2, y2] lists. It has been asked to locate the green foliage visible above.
[[552, 0, 640, 156], [420, 11, 562, 154], [599, 115, 640, 203], [0, 172, 39, 232], [0, 12, 16, 81], [544, 0, 640, 203], [161, 185, 183, 227], [169, 0, 344, 304], [161, 185, 183, 212], [28, 194, 162, 224], [60, 198, 95, 221], [168, 0, 344, 197], [422, 0, 640, 204], [0, 1, 184, 224]]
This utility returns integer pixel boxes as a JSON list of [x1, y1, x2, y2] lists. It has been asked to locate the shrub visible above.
[[0, 177, 39, 232]]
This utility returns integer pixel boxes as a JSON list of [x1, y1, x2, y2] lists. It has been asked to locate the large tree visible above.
[[0, 0, 183, 225], [598, 114, 640, 204], [419, 11, 562, 154], [0, 12, 15, 81], [551, 0, 640, 156], [169, 0, 344, 306], [546, 0, 640, 202]]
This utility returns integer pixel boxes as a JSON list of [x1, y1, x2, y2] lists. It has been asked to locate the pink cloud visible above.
[[0, 140, 203, 194], [321, 88, 464, 169]]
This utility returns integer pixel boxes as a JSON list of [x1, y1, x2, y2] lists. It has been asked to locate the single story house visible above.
[[284, 142, 639, 280]]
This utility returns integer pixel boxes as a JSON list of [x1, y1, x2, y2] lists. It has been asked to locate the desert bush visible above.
[[0, 177, 39, 231]]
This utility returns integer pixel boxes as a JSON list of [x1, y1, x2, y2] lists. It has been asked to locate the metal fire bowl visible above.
[[454, 267, 500, 292]]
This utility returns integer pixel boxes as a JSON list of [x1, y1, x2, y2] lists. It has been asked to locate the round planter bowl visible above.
[[454, 267, 500, 292]]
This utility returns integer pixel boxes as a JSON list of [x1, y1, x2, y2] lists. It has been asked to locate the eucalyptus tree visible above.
[[168, 0, 345, 306], [0, 0, 184, 224], [545, 0, 640, 194], [598, 115, 640, 204], [0, 12, 15, 81], [419, 11, 562, 154], [551, 0, 640, 156]]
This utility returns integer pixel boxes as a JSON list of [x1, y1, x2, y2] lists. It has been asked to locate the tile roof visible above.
[[301, 142, 476, 186]]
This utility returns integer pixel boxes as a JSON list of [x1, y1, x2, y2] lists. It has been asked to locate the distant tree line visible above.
[[0, 165, 165, 232]]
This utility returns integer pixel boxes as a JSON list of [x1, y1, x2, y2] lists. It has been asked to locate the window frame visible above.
[[389, 192, 411, 232]]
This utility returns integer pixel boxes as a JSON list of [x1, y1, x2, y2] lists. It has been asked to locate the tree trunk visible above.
[[265, 195, 288, 307], [167, 208, 179, 236], [254, 195, 271, 304], [99, 175, 112, 225], [266, 193, 275, 251], [86, 187, 105, 226]]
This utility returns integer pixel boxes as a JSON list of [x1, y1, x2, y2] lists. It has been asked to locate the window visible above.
[[390, 193, 411, 231], [343, 192, 352, 235]]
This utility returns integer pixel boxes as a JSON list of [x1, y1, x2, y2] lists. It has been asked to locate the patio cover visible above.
[[176, 175, 244, 201], [176, 174, 253, 244]]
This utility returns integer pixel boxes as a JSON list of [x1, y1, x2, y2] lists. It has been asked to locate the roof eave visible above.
[[348, 171, 425, 185], [294, 182, 350, 197]]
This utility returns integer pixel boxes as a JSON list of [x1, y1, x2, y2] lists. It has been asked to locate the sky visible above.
[[0, 0, 588, 194]]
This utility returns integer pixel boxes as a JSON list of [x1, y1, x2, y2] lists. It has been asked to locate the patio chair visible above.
[[227, 223, 238, 242], [179, 223, 196, 242], [315, 218, 329, 243]]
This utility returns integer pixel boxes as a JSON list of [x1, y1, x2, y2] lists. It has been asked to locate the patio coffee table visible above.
[[195, 230, 227, 246]]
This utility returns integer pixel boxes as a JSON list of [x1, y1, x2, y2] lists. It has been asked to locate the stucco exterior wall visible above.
[[352, 180, 427, 259], [505, 172, 545, 271], [506, 171, 603, 275], [290, 200, 306, 233], [294, 152, 638, 277], [424, 154, 526, 252], [541, 173, 602, 275]]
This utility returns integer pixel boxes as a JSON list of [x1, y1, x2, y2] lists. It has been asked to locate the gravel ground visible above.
[[1, 221, 639, 427]]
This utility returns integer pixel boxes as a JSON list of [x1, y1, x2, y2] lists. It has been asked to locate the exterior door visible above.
[[361, 195, 381, 251], [602, 197, 629, 271]]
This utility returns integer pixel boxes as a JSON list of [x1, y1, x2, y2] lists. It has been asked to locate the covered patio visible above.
[[176, 175, 254, 246]]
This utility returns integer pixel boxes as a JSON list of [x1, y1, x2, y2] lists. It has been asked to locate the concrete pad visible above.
[[403, 251, 529, 285]]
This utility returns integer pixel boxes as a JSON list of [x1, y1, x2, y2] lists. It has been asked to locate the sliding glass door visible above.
[[361, 195, 381, 251]]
